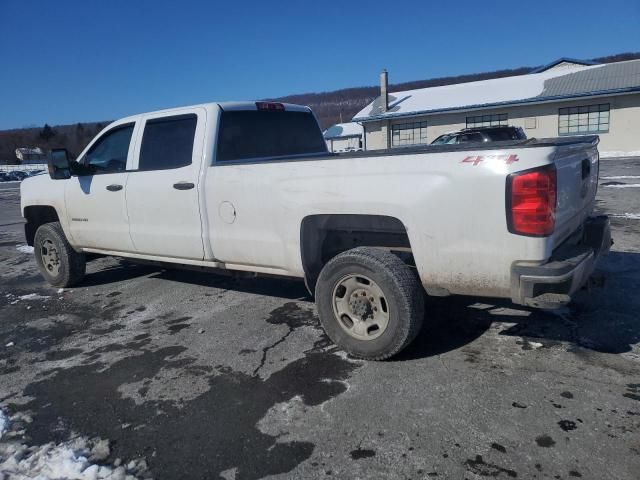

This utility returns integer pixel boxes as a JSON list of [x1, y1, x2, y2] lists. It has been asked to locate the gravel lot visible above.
[[1, 158, 639, 479]]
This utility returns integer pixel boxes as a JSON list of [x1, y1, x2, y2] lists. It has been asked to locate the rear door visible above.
[[126, 108, 207, 259]]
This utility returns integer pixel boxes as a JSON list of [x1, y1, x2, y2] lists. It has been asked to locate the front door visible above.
[[65, 122, 137, 252], [125, 109, 205, 260]]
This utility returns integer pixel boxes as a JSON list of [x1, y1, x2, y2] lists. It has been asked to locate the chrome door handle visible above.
[[173, 182, 195, 190], [106, 184, 123, 192]]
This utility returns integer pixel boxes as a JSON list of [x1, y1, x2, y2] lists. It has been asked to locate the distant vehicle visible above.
[[0, 172, 10, 182], [5, 171, 24, 181], [431, 126, 527, 145], [21, 101, 609, 360], [11, 171, 29, 180]]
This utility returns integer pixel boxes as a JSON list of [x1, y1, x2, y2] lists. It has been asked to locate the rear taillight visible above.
[[507, 165, 557, 236]]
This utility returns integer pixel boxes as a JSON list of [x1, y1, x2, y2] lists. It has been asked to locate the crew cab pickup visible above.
[[20, 101, 610, 360]]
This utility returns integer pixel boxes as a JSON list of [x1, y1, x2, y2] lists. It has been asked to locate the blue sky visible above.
[[0, 0, 638, 130]]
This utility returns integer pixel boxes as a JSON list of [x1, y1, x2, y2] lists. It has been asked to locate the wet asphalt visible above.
[[0, 159, 639, 479]]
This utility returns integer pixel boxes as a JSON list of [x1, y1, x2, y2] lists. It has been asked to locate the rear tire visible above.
[[315, 247, 424, 360], [33, 222, 86, 288]]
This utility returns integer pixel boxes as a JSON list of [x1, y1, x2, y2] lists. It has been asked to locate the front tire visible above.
[[33, 222, 86, 288], [315, 247, 424, 360]]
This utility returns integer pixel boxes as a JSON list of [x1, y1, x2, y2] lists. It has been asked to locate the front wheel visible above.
[[315, 247, 424, 360], [33, 222, 86, 288]]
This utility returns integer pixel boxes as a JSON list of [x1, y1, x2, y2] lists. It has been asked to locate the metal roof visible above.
[[540, 60, 640, 96], [530, 57, 598, 73], [353, 60, 640, 123]]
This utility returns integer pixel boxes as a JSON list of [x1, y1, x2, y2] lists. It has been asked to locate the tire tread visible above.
[[33, 222, 86, 288], [315, 247, 424, 360]]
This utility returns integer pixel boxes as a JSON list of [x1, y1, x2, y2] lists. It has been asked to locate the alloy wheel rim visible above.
[[332, 274, 390, 341]]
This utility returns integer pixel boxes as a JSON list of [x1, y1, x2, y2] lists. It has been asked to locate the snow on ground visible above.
[[4, 292, 52, 305], [17, 293, 50, 301], [15, 245, 34, 254], [0, 410, 8, 440], [611, 213, 640, 220], [601, 175, 640, 180], [0, 409, 146, 480], [603, 184, 640, 188], [600, 151, 640, 158]]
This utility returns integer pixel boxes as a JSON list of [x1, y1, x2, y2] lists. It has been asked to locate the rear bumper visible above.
[[511, 216, 611, 308]]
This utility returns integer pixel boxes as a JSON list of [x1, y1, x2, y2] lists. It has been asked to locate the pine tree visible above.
[[39, 124, 56, 142]]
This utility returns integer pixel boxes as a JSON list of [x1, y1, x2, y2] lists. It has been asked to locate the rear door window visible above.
[[216, 110, 327, 162], [139, 114, 197, 171]]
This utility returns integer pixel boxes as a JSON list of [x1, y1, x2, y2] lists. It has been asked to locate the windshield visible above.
[[431, 134, 458, 145]]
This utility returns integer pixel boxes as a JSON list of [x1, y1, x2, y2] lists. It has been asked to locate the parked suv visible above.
[[431, 126, 526, 145]]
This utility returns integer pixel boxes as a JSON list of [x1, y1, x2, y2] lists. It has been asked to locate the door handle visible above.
[[106, 184, 123, 192], [173, 182, 195, 190], [581, 159, 591, 179]]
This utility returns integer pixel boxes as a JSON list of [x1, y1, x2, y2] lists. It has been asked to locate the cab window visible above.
[[138, 114, 197, 171], [82, 124, 134, 173], [457, 133, 484, 144]]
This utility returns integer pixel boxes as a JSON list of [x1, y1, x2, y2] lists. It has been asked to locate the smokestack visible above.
[[380, 69, 388, 112]]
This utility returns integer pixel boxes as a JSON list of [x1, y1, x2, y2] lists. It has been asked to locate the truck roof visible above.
[[115, 101, 312, 125]]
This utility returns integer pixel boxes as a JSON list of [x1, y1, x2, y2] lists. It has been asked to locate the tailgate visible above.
[[551, 138, 600, 248]]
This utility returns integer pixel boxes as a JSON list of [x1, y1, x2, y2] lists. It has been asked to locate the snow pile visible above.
[[0, 408, 148, 480], [0, 441, 147, 479], [15, 245, 34, 254]]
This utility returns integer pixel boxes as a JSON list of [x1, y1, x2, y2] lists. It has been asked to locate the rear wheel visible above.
[[33, 222, 86, 288], [315, 247, 424, 360]]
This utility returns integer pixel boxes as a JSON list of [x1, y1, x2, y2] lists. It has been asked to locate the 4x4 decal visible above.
[[461, 154, 519, 166]]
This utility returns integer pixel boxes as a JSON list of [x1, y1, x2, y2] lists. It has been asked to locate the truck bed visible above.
[[216, 135, 599, 165]]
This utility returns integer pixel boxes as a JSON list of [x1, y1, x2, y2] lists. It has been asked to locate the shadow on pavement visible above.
[[81, 252, 639, 361], [399, 250, 640, 360], [81, 260, 159, 287], [150, 268, 312, 301]]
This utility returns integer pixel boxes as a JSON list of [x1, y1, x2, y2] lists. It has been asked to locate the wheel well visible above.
[[24, 206, 60, 246], [300, 214, 412, 291]]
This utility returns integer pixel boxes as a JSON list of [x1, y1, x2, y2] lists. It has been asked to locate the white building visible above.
[[353, 58, 640, 157], [323, 122, 363, 152]]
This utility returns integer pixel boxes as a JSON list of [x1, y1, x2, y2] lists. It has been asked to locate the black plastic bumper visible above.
[[511, 216, 611, 308]]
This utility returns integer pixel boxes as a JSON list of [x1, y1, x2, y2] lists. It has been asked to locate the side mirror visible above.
[[48, 149, 72, 179]]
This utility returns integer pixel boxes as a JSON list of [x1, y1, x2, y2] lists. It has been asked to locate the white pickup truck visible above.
[[20, 101, 610, 359]]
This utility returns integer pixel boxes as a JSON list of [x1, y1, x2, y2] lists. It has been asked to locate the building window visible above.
[[391, 121, 427, 147], [466, 113, 508, 128], [558, 104, 609, 135]]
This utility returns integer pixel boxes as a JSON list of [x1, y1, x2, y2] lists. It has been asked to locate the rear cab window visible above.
[[216, 107, 327, 163]]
